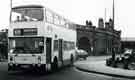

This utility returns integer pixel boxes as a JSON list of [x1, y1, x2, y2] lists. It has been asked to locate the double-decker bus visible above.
[[8, 5, 77, 72]]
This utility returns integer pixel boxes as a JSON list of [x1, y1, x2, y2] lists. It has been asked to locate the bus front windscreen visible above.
[[11, 6, 44, 22], [9, 37, 44, 54]]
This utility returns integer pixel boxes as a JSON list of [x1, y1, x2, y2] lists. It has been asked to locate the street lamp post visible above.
[[10, 0, 13, 22], [112, 0, 116, 67]]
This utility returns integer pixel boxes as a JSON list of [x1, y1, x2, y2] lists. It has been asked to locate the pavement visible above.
[[74, 56, 135, 79], [0, 62, 7, 80]]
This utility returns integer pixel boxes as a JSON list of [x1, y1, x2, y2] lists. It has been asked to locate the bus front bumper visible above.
[[8, 63, 46, 71]]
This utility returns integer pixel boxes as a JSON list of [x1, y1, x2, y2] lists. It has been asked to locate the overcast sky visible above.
[[1, 0, 135, 37]]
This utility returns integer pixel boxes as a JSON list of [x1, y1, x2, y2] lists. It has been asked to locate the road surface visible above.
[[7, 63, 133, 80], [0, 56, 133, 80]]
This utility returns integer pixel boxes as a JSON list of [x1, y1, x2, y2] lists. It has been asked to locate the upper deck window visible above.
[[11, 5, 44, 22]]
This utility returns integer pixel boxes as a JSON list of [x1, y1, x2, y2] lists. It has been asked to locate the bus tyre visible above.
[[70, 54, 74, 66], [51, 57, 58, 72]]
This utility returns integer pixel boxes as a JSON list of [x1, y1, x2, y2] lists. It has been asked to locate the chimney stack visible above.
[[98, 18, 104, 28]]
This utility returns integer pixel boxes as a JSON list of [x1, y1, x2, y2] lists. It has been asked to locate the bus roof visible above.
[[12, 5, 44, 9], [11, 5, 76, 30]]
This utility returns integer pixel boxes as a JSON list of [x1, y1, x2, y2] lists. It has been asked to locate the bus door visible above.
[[58, 39, 63, 63], [46, 38, 52, 64]]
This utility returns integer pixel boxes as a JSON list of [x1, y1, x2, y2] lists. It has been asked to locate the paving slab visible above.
[[75, 60, 135, 79]]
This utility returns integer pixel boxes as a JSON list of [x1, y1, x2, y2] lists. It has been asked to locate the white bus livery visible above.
[[8, 5, 77, 72]]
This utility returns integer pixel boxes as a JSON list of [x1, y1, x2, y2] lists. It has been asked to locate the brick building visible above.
[[76, 18, 121, 56]]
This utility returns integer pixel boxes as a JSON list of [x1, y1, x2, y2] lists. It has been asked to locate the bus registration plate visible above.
[[21, 65, 30, 68]]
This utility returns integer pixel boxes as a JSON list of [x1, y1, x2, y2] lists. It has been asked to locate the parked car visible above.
[[117, 49, 134, 62], [76, 49, 88, 60]]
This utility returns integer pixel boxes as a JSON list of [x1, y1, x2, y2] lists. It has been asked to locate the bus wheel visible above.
[[51, 57, 58, 71], [70, 54, 74, 66]]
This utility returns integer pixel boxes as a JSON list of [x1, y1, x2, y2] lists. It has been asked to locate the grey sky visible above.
[[0, 0, 135, 37]]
